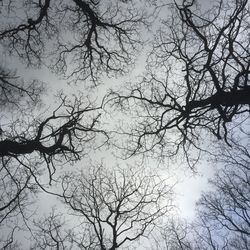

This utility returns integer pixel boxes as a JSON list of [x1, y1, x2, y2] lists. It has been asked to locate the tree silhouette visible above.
[[56, 165, 174, 250], [30, 209, 74, 250], [0, 95, 104, 162], [153, 137, 250, 249], [1, 0, 250, 248], [0, 0, 145, 83], [0, 66, 43, 110], [111, 0, 250, 163], [0, 94, 108, 248], [26, 165, 174, 249], [195, 138, 250, 245], [0, 1, 144, 246]]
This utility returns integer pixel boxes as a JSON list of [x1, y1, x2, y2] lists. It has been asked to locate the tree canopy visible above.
[[0, 0, 250, 249], [111, 0, 250, 164], [0, 0, 145, 83]]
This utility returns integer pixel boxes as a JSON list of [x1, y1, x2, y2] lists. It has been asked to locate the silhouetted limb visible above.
[[110, 0, 250, 165]]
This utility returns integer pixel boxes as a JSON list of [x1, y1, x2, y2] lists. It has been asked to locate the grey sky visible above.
[[1, 0, 249, 248]]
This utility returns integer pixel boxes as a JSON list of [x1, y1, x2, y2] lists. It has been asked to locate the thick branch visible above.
[[187, 87, 250, 112], [0, 130, 67, 157]]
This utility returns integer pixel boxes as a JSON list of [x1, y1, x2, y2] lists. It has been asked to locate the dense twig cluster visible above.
[[0, 0, 145, 83], [0, 0, 250, 249], [152, 137, 250, 249], [29, 166, 173, 249], [111, 0, 250, 163]]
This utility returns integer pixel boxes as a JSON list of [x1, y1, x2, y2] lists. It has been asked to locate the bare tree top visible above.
[[110, 0, 250, 166], [0, 0, 148, 84]]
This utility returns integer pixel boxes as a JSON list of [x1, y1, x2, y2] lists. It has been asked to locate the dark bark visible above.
[[0, 0, 143, 83], [0, 140, 36, 156], [110, 0, 250, 163], [187, 87, 250, 112], [0, 131, 66, 157]]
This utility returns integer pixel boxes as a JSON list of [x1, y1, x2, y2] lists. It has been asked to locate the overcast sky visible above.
[[0, 0, 237, 248]]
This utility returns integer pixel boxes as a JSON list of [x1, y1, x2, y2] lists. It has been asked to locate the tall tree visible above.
[[153, 137, 250, 249], [195, 138, 250, 247], [0, 0, 145, 83], [0, 1, 146, 246], [111, 0, 250, 164], [0, 94, 107, 248], [30, 165, 174, 250], [0, 0, 147, 213]]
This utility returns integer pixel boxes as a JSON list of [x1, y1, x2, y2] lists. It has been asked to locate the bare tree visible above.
[[0, 95, 105, 160], [0, 1, 149, 248], [57, 165, 174, 250], [0, 66, 43, 111], [153, 136, 250, 250], [150, 218, 194, 250], [30, 209, 74, 250], [152, 217, 225, 250], [0, 94, 107, 249], [0, 0, 146, 83], [30, 208, 108, 250], [0, 65, 43, 248], [110, 0, 250, 164], [195, 139, 250, 247]]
